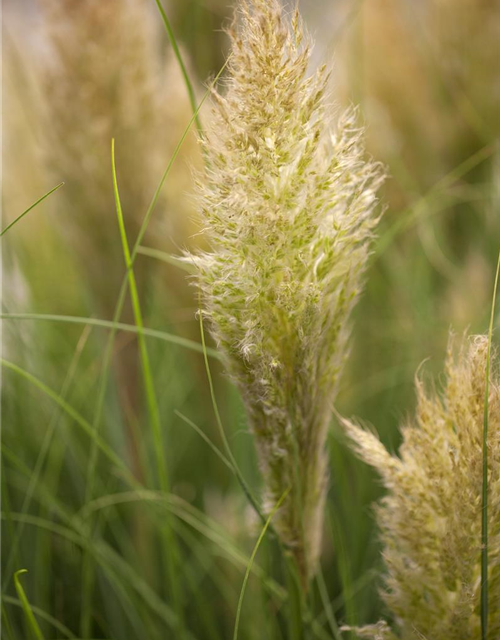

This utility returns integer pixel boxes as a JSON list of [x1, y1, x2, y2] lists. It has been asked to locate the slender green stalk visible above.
[[174, 409, 234, 472], [2, 325, 92, 592], [233, 488, 290, 640], [315, 568, 342, 640], [111, 137, 168, 491], [77, 63, 227, 633], [2, 595, 74, 639], [198, 302, 266, 525], [0, 182, 64, 237], [13, 570, 45, 640], [112, 139, 185, 636], [329, 506, 357, 633], [152, 0, 203, 139], [481, 248, 500, 639], [0, 313, 220, 359], [0, 359, 134, 478]]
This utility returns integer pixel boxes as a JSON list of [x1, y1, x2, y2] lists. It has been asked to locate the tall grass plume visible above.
[[344, 335, 500, 638], [190, 0, 384, 586]]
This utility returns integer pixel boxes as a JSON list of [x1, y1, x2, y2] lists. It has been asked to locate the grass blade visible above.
[[0, 358, 132, 479], [2, 325, 92, 591], [152, 0, 203, 139], [13, 570, 45, 640], [78, 63, 226, 634], [111, 138, 170, 492], [2, 599, 16, 640], [315, 568, 342, 640], [111, 139, 185, 636], [2, 595, 75, 639], [174, 409, 234, 472], [233, 489, 289, 640], [5, 513, 187, 637], [0, 183, 64, 237], [481, 248, 500, 639], [198, 301, 266, 524], [0, 313, 220, 359]]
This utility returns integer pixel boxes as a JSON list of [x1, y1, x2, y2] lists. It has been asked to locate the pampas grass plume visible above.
[[344, 335, 500, 638], [191, 0, 384, 586]]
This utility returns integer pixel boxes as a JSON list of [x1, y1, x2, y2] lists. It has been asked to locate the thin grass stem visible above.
[[285, 558, 305, 640], [111, 139, 185, 636], [2, 595, 74, 640], [233, 489, 290, 640], [2, 325, 92, 592], [0, 182, 64, 237], [0, 313, 220, 359], [481, 248, 500, 639], [153, 0, 203, 140], [174, 410, 234, 472], [198, 302, 266, 524], [315, 568, 342, 640], [13, 570, 45, 640], [0, 359, 133, 478]]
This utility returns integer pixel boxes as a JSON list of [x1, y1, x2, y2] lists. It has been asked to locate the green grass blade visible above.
[[0, 182, 64, 237], [0, 600, 14, 640], [76, 490, 286, 601], [330, 505, 357, 632], [233, 489, 289, 640], [2, 595, 75, 639], [2, 599, 16, 640], [0, 313, 220, 359], [315, 568, 342, 640], [285, 557, 305, 640], [128, 58, 227, 264], [13, 570, 45, 640], [4, 514, 186, 637], [76, 67, 225, 630], [111, 139, 185, 636], [174, 410, 234, 472], [111, 138, 169, 493], [0, 358, 132, 480], [152, 0, 203, 139], [198, 301, 266, 524], [481, 248, 500, 639], [2, 325, 92, 592]]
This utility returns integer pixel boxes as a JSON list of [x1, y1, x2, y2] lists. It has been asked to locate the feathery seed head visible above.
[[39, 0, 200, 310], [345, 335, 500, 638], [193, 0, 385, 585]]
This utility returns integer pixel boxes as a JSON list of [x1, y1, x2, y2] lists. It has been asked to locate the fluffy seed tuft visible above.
[[192, 0, 384, 584], [344, 334, 500, 638]]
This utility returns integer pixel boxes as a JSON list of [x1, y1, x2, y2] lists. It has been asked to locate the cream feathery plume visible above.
[[192, 0, 385, 586], [344, 335, 500, 638]]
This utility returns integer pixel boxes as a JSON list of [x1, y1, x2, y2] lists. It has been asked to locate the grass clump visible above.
[[190, 0, 384, 587]]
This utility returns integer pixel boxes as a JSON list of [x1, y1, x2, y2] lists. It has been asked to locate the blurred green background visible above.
[[2, 0, 499, 638]]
